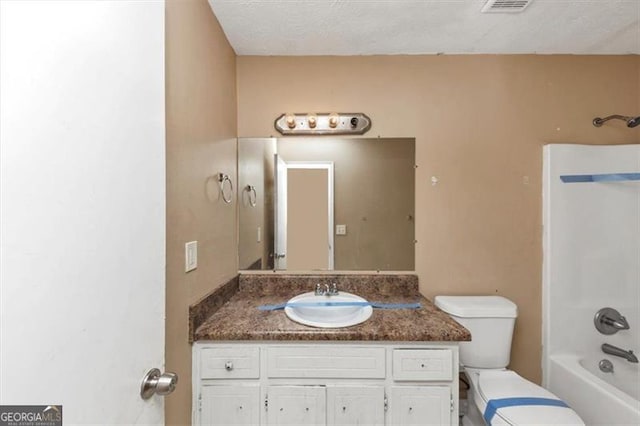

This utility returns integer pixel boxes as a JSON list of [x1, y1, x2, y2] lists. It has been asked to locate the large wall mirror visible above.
[[238, 137, 415, 271]]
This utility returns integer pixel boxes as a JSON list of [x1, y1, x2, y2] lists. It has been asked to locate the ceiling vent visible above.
[[481, 0, 532, 13]]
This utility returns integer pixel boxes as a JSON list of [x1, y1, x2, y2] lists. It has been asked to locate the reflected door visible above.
[[286, 163, 334, 270]]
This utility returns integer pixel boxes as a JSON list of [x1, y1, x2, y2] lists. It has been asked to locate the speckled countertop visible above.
[[190, 274, 471, 342]]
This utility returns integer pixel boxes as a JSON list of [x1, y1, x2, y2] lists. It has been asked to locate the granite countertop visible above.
[[190, 274, 471, 342]]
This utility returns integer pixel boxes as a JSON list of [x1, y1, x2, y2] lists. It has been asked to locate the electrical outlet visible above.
[[336, 224, 347, 235], [185, 241, 197, 272]]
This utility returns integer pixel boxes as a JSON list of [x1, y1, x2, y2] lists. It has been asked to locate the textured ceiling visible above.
[[208, 0, 640, 55]]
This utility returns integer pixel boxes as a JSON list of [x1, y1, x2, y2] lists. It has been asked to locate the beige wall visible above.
[[165, 1, 237, 424], [237, 55, 640, 384]]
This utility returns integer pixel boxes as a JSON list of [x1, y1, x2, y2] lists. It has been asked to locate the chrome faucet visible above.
[[594, 307, 630, 335], [314, 283, 339, 296], [601, 343, 638, 363]]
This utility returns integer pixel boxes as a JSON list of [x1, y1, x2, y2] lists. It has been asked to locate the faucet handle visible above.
[[614, 315, 630, 330], [315, 283, 324, 295], [595, 307, 630, 335], [330, 283, 339, 295]]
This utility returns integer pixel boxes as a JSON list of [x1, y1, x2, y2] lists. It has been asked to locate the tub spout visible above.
[[601, 343, 639, 363]]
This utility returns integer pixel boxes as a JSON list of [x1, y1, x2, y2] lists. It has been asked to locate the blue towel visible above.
[[560, 172, 640, 183], [483, 397, 569, 425], [258, 301, 421, 311]]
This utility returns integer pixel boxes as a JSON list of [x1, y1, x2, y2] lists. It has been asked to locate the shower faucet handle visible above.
[[603, 314, 629, 330], [595, 307, 630, 335]]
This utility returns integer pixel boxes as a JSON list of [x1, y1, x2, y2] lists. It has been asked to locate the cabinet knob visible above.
[[225, 361, 234, 371]]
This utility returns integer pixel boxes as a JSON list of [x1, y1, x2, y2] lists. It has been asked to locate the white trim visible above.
[[286, 161, 335, 270]]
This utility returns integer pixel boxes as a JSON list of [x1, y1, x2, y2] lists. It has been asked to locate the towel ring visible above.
[[245, 185, 257, 207], [217, 173, 233, 204]]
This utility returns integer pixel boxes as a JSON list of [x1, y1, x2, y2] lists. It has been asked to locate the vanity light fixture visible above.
[[274, 112, 372, 135]]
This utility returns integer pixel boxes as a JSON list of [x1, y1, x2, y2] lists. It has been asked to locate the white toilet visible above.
[[434, 295, 584, 426]]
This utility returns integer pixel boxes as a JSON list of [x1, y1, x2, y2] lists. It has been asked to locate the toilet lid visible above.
[[478, 370, 584, 425]]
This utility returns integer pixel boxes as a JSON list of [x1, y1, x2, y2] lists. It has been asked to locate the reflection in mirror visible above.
[[238, 138, 415, 271]]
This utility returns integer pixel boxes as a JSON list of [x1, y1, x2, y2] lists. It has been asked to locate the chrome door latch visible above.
[[140, 368, 178, 400]]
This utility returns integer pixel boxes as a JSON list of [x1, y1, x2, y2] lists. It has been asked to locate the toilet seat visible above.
[[475, 370, 584, 425]]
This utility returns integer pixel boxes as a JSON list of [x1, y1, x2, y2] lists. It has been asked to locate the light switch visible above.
[[336, 224, 347, 235], [185, 241, 197, 272]]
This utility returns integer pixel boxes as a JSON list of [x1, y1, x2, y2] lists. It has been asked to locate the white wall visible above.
[[543, 144, 640, 383], [1, 1, 166, 423]]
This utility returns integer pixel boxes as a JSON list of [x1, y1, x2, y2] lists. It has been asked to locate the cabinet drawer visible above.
[[392, 349, 453, 381], [267, 346, 386, 378], [200, 347, 259, 379]]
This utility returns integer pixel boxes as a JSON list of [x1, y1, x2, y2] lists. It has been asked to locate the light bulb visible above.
[[329, 113, 339, 128], [307, 114, 317, 128], [285, 113, 296, 129]]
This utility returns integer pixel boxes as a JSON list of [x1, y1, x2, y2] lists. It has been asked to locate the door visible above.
[[0, 1, 166, 424], [199, 385, 260, 425], [327, 386, 385, 426], [267, 386, 326, 425], [389, 386, 451, 426], [274, 154, 288, 269]]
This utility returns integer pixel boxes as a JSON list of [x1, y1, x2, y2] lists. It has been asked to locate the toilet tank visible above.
[[435, 296, 518, 369]]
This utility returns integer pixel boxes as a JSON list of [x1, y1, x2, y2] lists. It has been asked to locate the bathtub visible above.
[[547, 354, 640, 425]]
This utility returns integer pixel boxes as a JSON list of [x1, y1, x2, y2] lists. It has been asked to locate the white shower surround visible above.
[[543, 144, 640, 424]]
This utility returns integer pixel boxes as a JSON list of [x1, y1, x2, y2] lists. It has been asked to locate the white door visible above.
[[0, 1, 166, 424], [199, 385, 260, 425], [274, 154, 288, 269], [267, 386, 326, 425], [327, 386, 385, 426]]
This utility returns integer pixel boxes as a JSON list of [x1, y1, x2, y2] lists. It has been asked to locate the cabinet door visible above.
[[199, 384, 260, 426], [389, 386, 451, 426], [327, 386, 385, 426], [267, 386, 326, 425]]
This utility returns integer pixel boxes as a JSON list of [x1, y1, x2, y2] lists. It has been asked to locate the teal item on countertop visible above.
[[258, 301, 421, 311]]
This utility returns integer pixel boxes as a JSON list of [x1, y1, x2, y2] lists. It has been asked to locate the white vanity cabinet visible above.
[[193, 342, 459, 426], [199, 384, 260, 425], [266, 386, 327, 425], [327, 386, 385, 426]]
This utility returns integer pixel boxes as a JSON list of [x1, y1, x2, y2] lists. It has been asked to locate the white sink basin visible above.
[[284, 291, 373, 328]]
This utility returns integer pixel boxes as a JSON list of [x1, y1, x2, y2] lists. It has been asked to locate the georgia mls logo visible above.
[[0, 405, 62, 426]]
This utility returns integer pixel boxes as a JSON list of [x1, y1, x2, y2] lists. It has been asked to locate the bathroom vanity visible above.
[[190, 274, 470, 426]]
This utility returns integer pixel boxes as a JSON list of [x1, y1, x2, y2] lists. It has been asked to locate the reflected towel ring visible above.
[[217, 173, 233, 204], [245, 185, 257, 207]]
